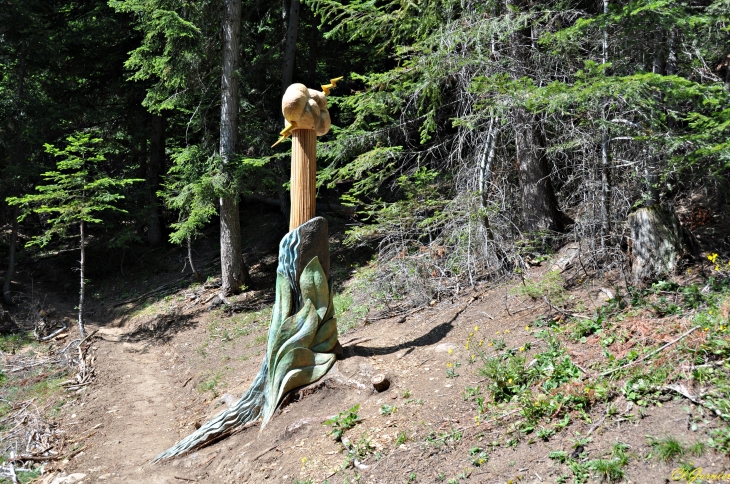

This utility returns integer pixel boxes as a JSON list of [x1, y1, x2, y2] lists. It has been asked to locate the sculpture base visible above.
[[154, 217, 338, 461]]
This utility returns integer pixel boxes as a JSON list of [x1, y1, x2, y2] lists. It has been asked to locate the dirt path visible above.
[[45, 284, 730, 484], [58, 337, 196, 483]]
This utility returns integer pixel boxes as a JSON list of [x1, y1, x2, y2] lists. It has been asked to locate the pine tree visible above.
[[6, 134, 141, 337]]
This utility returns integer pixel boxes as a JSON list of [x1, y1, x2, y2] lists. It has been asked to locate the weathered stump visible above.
[[628, 205, 694, 284]]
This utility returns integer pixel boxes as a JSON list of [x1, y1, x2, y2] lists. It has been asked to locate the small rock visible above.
[[434, 343, 456, 353], [208, 295, 225, 311], [51, 474, 87, 484], [218, 393, 237, 407], [122, 342, 149, 353]]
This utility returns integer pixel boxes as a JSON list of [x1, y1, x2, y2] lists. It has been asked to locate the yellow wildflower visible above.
[[519, 346, 525, 352], [302, 457, 307, 464], [504, 329, 510, 334], [447, 363, 452, 367], [708, 253, 719, 263], [465, 343, 470, 350], [525, 325, 530, 331], [496, 331, 500, 335], [474, 326, 479, 331], [508, 378, 513, 384], [448, 348, 453, 355], [489, 341, 494, 347], [469, 332, 474, 337]]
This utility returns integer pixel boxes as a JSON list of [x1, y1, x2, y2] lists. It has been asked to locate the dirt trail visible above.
[[45, 282, 730, 484], [62, 337, 186, 483]]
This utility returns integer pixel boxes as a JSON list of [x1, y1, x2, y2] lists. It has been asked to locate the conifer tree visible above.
[[7, 134, 141, 337]]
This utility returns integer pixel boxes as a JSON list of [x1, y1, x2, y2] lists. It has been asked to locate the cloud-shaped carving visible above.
[[281, 83, 331, 137]]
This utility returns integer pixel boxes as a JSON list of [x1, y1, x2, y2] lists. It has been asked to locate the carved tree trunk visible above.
[[219, 0, 251, 295], [628, 205, 694, 283]]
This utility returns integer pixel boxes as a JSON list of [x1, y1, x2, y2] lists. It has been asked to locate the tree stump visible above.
[[372, 374, 390, 392], [628, 205, 694, 284]]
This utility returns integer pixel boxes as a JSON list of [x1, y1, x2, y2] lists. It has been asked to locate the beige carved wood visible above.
[[275, 78, 341, 231]]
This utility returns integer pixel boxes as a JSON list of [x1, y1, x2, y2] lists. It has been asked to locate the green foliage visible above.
[[379, 404, 396, 416], [648, 435, 685, 462], [6, 133, 141, 247], [515, 271, 568, 307], [324, 404, 360, 441]]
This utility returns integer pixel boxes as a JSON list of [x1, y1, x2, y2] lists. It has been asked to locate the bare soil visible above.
[[31, 278, 728, 484]]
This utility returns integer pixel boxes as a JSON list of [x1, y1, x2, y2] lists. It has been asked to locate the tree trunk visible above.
[[4, 41, 26, 305], [600, 124, 611, 241], [600, 0, 611, 244], [78, 221, 87, 338], [514, 108, 571, 233], [281, 0, 300, 93], [628, 205, 693, 284], [507, 0, 570, 234], [3, 208, 19, 304], [147, 113, 165, 247], [220, 0, 251, 295], [187, 236, 202, 281]]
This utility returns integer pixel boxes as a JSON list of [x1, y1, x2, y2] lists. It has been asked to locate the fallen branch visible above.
[[39, 320, 68, 342], [599, 326, 701, 377]]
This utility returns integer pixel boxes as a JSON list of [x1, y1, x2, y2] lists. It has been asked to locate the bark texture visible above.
[[4, 41, 26, 304], [281, 0, 300, 93], [508, 1, 570, 234], [628, 205, 693, 284], [514, 109, 571, 233], [219, 0, 250, 295]]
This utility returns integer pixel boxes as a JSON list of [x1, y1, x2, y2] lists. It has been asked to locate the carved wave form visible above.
[[154, 221, 338, 461]]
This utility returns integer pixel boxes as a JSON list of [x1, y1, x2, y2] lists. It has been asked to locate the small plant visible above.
[[515, 270, 568, 307], [408, 472, 416, 481], [380, 404, 396, 416], [196, 373, 222, 397], [469, 446, 489, 466], [324, 404, 360, 440], [549, 450, 569, 463], [395, 431, 408, 446], [462, 385, 481, 400], [402, 388, 411, 398], [491, 338, 507, 350], [648, 435, 684, 462], [687, 441, 705, 457], [536, 426, 555, 441]]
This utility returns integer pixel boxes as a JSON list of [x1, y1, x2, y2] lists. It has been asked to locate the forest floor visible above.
[[2, 207, 730, 484]]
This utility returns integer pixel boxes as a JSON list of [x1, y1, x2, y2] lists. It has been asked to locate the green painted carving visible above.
[[154, 218, 337, 461]]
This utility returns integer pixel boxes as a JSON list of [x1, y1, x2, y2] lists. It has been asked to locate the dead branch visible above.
[[599, 325, 701, 377]]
